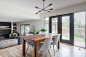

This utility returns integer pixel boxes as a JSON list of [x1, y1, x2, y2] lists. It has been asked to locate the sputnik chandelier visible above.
[[35, 0, 53, 14]]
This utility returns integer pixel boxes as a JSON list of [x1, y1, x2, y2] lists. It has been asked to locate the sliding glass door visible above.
[[44, 17, 58, 34], [21, 25, 24, 36], [58, 14, 74, 45], [52, 17, 58, 34], [50, 15, 74, 45], [45, 14, 74, 45], [20, 24, 30, 36], [62, 16, 70, 40], [44, 17, 49, 33], [74, 11, 86, 48], [44, 11, 86, 48]]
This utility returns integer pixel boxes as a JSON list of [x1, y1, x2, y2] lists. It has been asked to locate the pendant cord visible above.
[[43, 0, 44, 9]]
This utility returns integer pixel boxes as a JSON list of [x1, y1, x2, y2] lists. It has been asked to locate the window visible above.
[[52, 17, 58, 33], [62, 16, 70, 40], [21, 24, 30, 36], [74, 11, 85, 47], [44, 17, 49, 33]]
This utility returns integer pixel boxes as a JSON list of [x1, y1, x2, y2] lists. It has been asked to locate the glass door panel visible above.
[[25, 25, 30, 34], [21, 25, 24, 36], [62, 16, 70, 40], [20, 24, 30, 36], [52, 17, 58, 34], [44, 17, 49, 33], [74, 11, 85, 47]]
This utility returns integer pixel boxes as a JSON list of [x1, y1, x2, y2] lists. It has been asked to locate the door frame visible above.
[[59, 13, 74, 45], [46, 12, 86, 47], [49, 16, 58, 33], [49, 13, 74, 45], [85, 11, 86, 49]]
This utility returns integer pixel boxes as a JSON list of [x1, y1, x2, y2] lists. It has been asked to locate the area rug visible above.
[[0, 39, 18, 49]]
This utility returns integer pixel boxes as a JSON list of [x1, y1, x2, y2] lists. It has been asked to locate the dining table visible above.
[[21, 33, 60, 57]]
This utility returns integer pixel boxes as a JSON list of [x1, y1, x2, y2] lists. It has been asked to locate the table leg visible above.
[[58, 39, 60, 49], [34, 41, 38, 57], [22, 39, 26, 57]]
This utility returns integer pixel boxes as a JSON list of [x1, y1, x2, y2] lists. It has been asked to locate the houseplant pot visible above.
[[41, 29, 46, 35]]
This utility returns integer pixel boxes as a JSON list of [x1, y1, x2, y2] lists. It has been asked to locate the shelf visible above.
[[13, 25, 17, 26], [12, 23, 17, 33], [13, 28, 17, 29], [0, 28, 11, 30]]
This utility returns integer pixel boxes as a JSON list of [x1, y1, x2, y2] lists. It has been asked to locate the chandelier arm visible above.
[[47, 8, 53, 10], [44, 10, 50, 13], [43, 3, 52, 10], [36, 9, 44, 14], [35, 6, 42, 9]]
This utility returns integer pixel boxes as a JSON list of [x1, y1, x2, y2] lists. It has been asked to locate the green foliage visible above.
[[62, 17, 69, 29], [52, 19, 57, 22], [29, 29, 35, 34], [35, 31, 39, 34], [74, 18, 85, 28], [41, 29, 46, 32]]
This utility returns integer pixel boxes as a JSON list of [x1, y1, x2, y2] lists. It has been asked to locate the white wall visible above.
[[17, 19, 43, 34], [17, 3, 86, 34]]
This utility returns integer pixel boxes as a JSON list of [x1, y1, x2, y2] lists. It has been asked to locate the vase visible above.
[[41, 32, 45, 35]]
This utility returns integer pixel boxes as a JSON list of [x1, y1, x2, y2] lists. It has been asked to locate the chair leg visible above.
[[48, 50, 51, 57], [41, 51, 44, 57], [25, 47, 29, 54], [50, 45, 51, 48], [53, 45, 55, 56], [56, 45, 59, 51]]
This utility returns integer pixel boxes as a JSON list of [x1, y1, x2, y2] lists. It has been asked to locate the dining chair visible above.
[[51, 34, 60, 56], [25, 34, 33, 54], [26, 37, 52, 57]]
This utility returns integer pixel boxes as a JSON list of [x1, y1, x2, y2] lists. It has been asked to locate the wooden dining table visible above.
[[21, 33, 60, 57]]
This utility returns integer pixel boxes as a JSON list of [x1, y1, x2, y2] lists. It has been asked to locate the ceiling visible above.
[[1, 0, 86, 12], [0, 12, 37, 22], [0, 0, 86, 22]]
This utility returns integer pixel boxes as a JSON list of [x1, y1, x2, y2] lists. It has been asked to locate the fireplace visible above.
[[0, 22, 11, 39], [0, 30, 11, 39]]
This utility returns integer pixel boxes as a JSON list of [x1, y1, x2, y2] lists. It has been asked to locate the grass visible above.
[[62, 34, 85, 42]]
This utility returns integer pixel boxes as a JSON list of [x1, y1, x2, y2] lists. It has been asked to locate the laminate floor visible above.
[[0, 43, 86, 57]]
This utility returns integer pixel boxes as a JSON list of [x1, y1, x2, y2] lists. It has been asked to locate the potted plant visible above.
[[29, 29, 36, 34], [40, 28, 46, 35]]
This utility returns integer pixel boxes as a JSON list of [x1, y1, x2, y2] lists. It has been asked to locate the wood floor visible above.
[[0, 43, 86, 57]]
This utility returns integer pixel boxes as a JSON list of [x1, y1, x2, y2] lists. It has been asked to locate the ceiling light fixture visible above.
[[35, 0, 53, 14]]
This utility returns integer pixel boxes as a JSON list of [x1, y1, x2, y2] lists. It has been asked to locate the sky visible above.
[[74, 11, 85, 25]]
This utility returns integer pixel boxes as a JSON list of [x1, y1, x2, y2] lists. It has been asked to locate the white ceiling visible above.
[[1, 0, 86, 12], [0, 0, 86, 22], [0, 12, 37, 22]]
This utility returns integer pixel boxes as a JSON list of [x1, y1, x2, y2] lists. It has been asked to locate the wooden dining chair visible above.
[[26, 37, 52, 57], [51, 34, 60, 56]]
